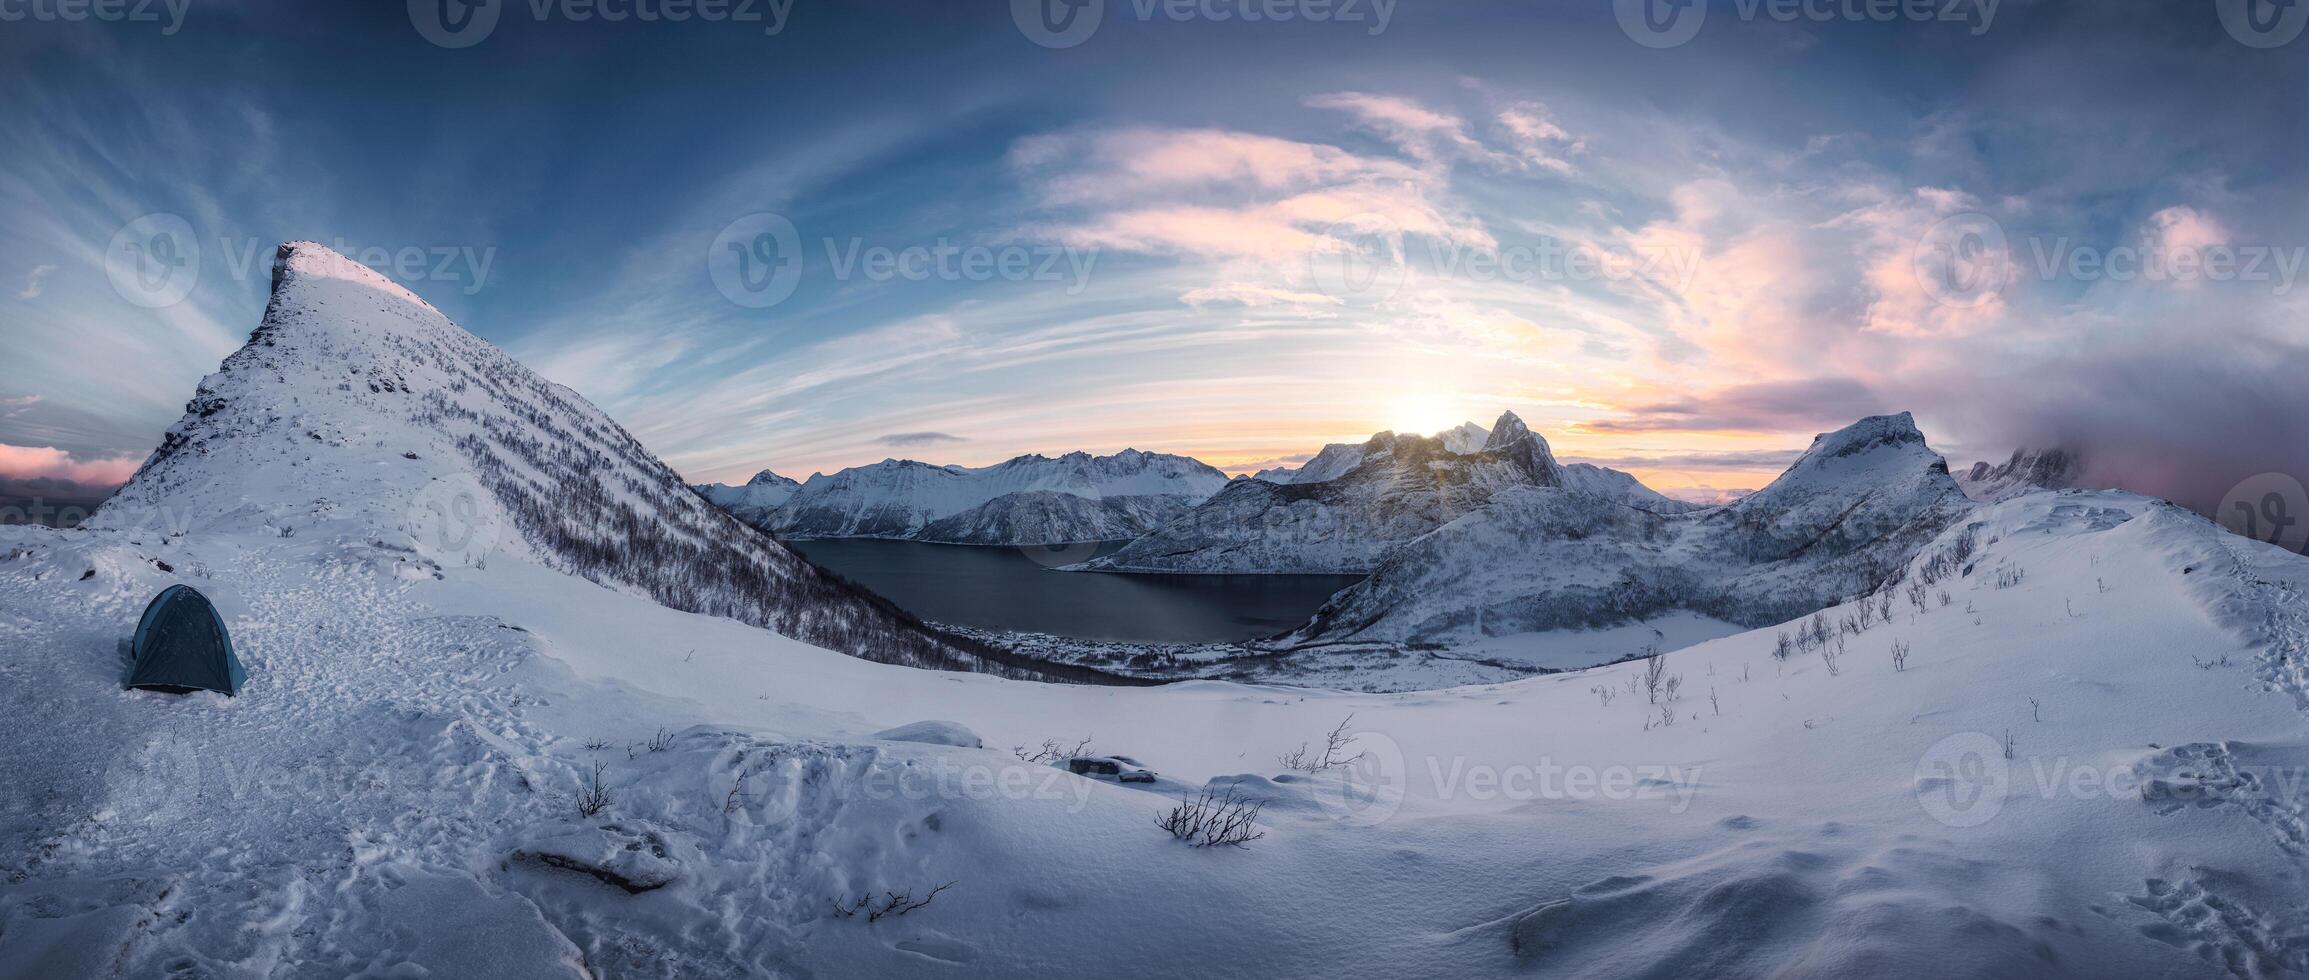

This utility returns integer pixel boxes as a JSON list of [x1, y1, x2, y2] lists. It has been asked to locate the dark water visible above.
[[786, 538, 1367, 643]]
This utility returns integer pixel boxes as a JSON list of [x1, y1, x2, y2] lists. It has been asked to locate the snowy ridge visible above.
[[1955, 447, 2084, 502], [754, 449, 1229, 544], [95, 242, 1101, 681]]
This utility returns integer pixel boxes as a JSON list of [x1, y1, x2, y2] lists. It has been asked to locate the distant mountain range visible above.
[[1082, 411, 1694, 574], [701, 450, 1231, 545]]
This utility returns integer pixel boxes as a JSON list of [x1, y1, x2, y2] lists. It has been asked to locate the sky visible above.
[[2, 0, 2306, 510]]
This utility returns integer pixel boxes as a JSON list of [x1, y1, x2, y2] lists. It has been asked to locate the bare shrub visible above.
[[1014, 736, 1093, 765], [1889, 639, 1910, 672], [1158, 787, 1267, 848], [1591, 684, 1617, 707], [1640, 655, 1683, 704], [1820, 636, 1844, 676], [1280, 715, 1363, 773], [832, 881, 956, 921], [576, 762, 613, 818]]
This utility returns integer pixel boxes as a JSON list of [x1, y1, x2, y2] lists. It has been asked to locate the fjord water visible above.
[[786, 538, 1367, 643]]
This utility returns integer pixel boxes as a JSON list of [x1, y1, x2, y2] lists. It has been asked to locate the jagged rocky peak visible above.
[[746, 469, 798, 488], [1481, 410, 1535, 451], [1478, 410, 1562, 486], [1957, 447, 2083, 502]]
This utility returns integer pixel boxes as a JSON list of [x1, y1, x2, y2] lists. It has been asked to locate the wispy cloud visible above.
[[878, 431, 966, 447], [16, 265, 56, 300]]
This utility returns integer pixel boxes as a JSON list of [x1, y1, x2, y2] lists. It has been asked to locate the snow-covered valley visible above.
[[3, 245, 2306, 978]]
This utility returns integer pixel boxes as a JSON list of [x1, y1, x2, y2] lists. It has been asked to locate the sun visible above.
[[1385, 396, 1463, 437]]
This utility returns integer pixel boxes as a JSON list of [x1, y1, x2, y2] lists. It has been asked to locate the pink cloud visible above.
[[1012, 128, 1416, 206], [0, 444, 143, 486], [1307, 91, 1497, 167]]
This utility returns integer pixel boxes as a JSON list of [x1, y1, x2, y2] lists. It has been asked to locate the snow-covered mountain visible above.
[[94, 242, 1093, 681], [1290, 413, 1974, 642], [915, 490, 1205, 545], [1086, 411, 1688, 574], [693, 469, 801, 525], [1955, 447, 2084, 502], [753, 449, 1228, 544], [1559, 462, 1703, 514], [1253, 420, 1491, 484]]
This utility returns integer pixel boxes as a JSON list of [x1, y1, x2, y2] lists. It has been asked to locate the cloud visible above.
[[1577, 378, 1888, 434], [877, 431, 966, 447], [1307, 92, 1497, 168], [1496, 103, 1582, 174], [16, 265, 56, 300], [1564, 450, 1802, 472], [0, 443, 143, 486], [0, 395, 39, 417]]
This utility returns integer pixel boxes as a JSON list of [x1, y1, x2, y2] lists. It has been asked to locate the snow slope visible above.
[[92, 242, 1090, 681], [755, 450, 1228, 544], [5, 486, 2307, 978]]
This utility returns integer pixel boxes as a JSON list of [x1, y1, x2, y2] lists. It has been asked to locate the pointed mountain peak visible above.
[[270, 241, 431, 311], [1480, 410, 1533, 452], [746, 469, 797, 488]]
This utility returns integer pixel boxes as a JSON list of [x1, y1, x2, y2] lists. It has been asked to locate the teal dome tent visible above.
[[126, 585, 246, 696]]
